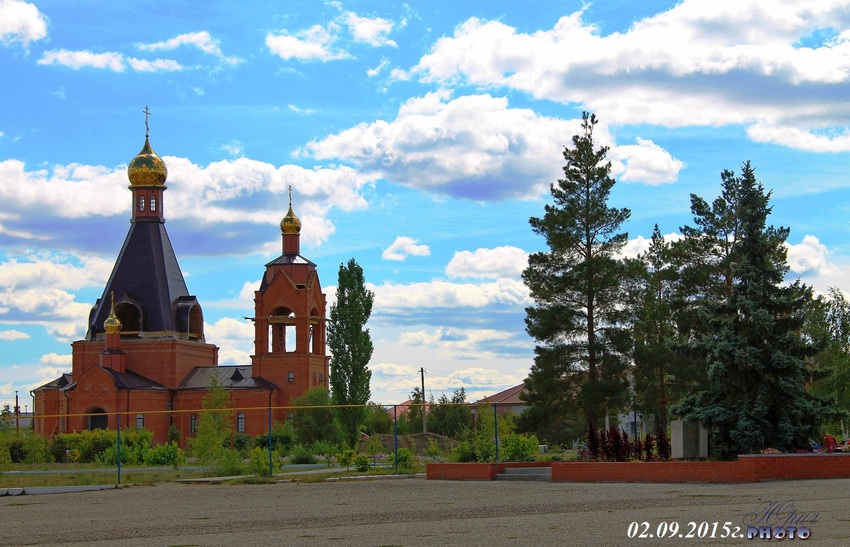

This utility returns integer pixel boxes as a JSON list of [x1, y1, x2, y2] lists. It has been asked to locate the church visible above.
[[32, 121, 330, 445]]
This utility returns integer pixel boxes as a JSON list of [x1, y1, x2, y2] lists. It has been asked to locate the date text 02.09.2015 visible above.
[[626, 521, 743, 539]]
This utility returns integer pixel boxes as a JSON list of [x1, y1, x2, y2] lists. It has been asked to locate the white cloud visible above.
[[786, 235, 838, 275], [344, 12, 396, 47], [0, 156, 378, 252], [38, 50, 183, 73], [382, 236, 430, 261], [303, 92, 578, 200], [39, 353, 71, 366], [610, 138, 685, 184], [747, 124, 850, 153], [408, 1, 850, 152], [137, 31, 241, 65], [619, 232, 684, 259], [373, 278, 530, 312], [126, 57, 183, 72], [265, 24, 351, 62], [446, 246, 528, 279], [367, 57, 390, 77], [0, 0, 47, 47], [205, 317, 254, 365], [39, 49, 126, 71], [0, 329, 28, 340]]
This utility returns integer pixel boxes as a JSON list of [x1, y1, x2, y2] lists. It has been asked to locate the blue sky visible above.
[[2, 0, 850, 411]]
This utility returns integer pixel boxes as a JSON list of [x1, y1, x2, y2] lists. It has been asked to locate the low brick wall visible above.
[[427, 454, 850, 483], [426, 461, 551, 481]]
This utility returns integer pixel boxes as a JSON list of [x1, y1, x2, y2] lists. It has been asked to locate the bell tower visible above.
[[251, 188, 329, 408]]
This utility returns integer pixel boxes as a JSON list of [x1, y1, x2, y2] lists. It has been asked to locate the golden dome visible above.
[[127, 137, 167, 188], [280, 203, 301, 235], [104, 301, 122, 334]]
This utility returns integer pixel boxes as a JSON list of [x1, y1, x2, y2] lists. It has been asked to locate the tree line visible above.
[[519, 112, 847, 458]]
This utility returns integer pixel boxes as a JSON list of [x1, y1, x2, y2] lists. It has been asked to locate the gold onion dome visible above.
[[280, 203, 301, 235], [104, 302, 122, 334], [127, 137, 167, 188]]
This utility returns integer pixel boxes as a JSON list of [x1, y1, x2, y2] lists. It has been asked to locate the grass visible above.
[[1, 460, 424, 489]]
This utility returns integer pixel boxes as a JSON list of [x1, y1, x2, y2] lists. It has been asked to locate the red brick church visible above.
[[33, 124, 329, 445]]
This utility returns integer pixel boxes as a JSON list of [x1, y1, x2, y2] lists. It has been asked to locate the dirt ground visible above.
[[2, 477, 848, 546]]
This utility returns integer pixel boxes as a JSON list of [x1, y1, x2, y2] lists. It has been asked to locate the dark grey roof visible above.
[[33, 373, 73, 391], [178, 365, 277, 390], [260, 254, 316, 291], [86, 218, 199, 337], [103, 369, 166, 390]]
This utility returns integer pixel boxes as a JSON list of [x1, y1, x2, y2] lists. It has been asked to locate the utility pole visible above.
[[420, 367, 427, 434], [15, 390, 20, 436]]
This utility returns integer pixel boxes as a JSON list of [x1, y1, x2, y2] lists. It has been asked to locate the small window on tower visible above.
[[139, 196, 145, 212], [150, 196, 156, 212]]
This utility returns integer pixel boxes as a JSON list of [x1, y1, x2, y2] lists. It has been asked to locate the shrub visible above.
[[289, 444, 316, 464], [311, 439, 339, 458], [363, 435, 385, 456], [655, 427, 670, 461], [427, 438, 442, 461], [23, 435, 50, 464], [391, 447, 414, 471], [0, 443, 11, 473], [353, 455, 371, 472], [212, 448, 244, 476], [145, 442, 183, 468], [338, 449, 355, 470], [248, 447, 280, 477], [167, 424, 181, 444], [501, 433, 539, 462], [233, 432, 253, 454], [452, 440, 476, 462]]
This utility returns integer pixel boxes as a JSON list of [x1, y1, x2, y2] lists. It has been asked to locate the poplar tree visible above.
[[520, 112, 632, 441], [674, 162, 833, 458], [328, 258, 374, 449]]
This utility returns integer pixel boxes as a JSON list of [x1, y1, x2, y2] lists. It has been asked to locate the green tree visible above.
[[673, 162, 834, 458], [328, 258, 374, 448], [362, 403, 393, 435], [521, 112, 632, 441], [290, 387, 342, 446], [401, 387, 426, 434], [427, 388, 472, 439], [189, 377, 233, 463], [806, 287, 850, 438], [631, 225, 702, 430]]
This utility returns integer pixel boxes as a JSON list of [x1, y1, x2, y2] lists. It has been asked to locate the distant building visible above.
[[33, 128, 329, 445], [472, 384, 528, 424]]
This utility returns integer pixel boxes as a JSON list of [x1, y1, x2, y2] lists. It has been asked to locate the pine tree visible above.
[[328, 258, 374, 449], [521, 112, 632, 440], [673, 162, 833, 458]]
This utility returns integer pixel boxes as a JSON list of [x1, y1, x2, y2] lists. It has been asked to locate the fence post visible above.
[[493, 404, 499, 462], [116, 412, 122, 485], [267, 403, 273, 477], [393, 405, 398, 473]]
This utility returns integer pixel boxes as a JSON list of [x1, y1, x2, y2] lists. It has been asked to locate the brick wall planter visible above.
[[427, 461, 551, 481], [427, 454, 850, 482]]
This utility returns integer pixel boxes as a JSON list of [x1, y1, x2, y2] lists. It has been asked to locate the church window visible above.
[[190, 414, 197, 434], [150, 196, 156, 212], [236, 412, 245, 433], [139, 196, 145, 212], [136, 413, 144, 430]]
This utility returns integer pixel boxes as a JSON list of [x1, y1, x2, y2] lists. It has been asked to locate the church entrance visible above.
[[88, 408, 108, 430]]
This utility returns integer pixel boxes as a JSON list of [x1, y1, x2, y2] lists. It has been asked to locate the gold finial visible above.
[[280, 186, 301, 235], [104, 291, 122, 334], [143, 105, 151, 138], [128, 106, 167, 188]]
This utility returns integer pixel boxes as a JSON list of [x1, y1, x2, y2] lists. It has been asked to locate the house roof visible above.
[[178, 365, 277, 390], [33, 373, 73, 391], [475, 384, 526, 406]]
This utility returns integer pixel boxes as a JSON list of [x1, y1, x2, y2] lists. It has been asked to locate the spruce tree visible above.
[[328, 258, 374, 449], [520, 112, 632, 440], [674, 162, 833, 458]]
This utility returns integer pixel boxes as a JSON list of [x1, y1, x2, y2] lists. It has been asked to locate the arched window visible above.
[[150, 196, 156, 212], [236, 412, 245, 433], [139, 196, 145, 212], [190, 414, 197, 434], [288, 371, 294, 383], [136, 413, 144, 430], [88, 408, 107, 430]]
